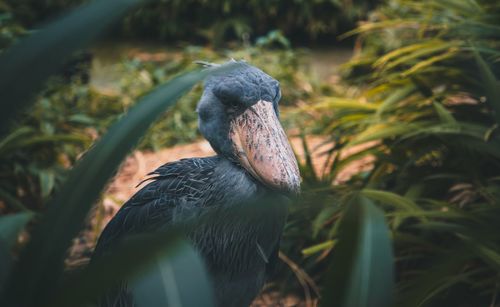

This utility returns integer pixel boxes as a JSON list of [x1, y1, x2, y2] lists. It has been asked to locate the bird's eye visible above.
[[226, 100, 239, 110]]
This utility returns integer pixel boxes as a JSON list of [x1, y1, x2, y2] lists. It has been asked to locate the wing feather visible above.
[[93, 156, 219, 256]]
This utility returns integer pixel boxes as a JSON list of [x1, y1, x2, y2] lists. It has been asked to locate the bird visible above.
[[92, 61, 301, 307]]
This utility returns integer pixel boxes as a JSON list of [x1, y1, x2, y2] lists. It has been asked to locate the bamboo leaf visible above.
[[312, 97, 379, 111], [375, 84, 416, 117], [302, 240, 336, 256], [459, 235, 500, 272], [433, 101, 457, 124], [473, 48, 500, 126], [401, 48, 458, 77], [349, 122, 429, 146], [338, 19, 421, 39], [373, 40, 448, 68], [381, 42, 459, 72], [362, 189, 422, 212], [321, 196, 394, 307], [312, 205, 341, 237]]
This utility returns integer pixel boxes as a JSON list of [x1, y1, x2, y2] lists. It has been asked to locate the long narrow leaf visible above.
[[49, 232, 183, 307], [0, 212, 34, 248], [473, 48, 500, 126], [2, 64, 238, 306], [321, 196, 394, 307], [0, 212, 33, 292], [131, 242, 215, 307], [0, 0, 143, 135], [362, 189, 422, 212]]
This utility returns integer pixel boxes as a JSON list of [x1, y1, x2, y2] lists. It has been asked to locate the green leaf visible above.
[[459, 235, 500, 272], [3, 63, 239, 307], [302, 240, 336, 256], [401, 48, 458, 77], [0, 212, 34, 290], [396, 253, 474, 307], [313, 97, 379, 112], [433, 101, 457, 124], [312, 205, 340, 238], [348, 122, 430, 146], [131, 242, 215, 307], [375, 84, 416, 117], [68, 114, 96, 125], [362, 189, 422, 212], [39, 170, 55, 199], [0, 188, 28, 212], [0, 212, 33, 249], [49, 231, 183, 307], [0, 126, 33, 152], [0, 0, 143, 135], [473, 48, 500, 126], [321, 196, 394, 307], [0, 242, 11, 295]]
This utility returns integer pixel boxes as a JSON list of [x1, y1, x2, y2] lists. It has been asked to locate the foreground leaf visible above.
[[132, 242, 215, 307], [0, 212, 34, 248], [2, 64, 238, 306], [0, 0, 143, 135], [321, 196, 394, 307], [50, 232, 183, 307], [0, 212, 33, 290], [473, 48, 500, 126]]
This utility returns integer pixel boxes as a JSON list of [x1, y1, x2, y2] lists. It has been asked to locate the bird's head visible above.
[[196, 61, 300, 195]]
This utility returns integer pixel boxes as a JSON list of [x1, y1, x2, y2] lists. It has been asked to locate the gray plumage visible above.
[[92, 62, 295, 307]]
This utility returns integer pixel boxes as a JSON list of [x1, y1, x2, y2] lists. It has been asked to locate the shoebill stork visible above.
[[92, 61, 300, 307]]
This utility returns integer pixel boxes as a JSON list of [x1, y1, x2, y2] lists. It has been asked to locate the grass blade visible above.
[[0, 0, 143, 135], [321, 196, 394, 307]]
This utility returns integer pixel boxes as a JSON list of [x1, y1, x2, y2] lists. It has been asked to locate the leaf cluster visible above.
[[294, 0, 500, 305]]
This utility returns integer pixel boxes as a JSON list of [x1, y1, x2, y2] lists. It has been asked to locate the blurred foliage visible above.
[[0, 2, 229, 305], [289, 0, 500, 305], [115, 45, 314, 150], [0, 0, 320, 213], [3, 0, 377, 45], [0, 41, 317, 214], [0, 1, 393, 305], [0, 2, 25, 49], [0, 54, 123, 212]]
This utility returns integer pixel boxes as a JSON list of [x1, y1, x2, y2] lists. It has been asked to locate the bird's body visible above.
[[93, 62, 300, 307]]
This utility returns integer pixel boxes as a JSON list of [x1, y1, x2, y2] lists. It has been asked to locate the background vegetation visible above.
[[3, 0, 376, 45], [1, 0, 500, 306], [287, 0, 500, 306]]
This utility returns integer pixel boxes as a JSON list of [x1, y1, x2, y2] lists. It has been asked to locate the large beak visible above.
[[229, 100, 300, 195]]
